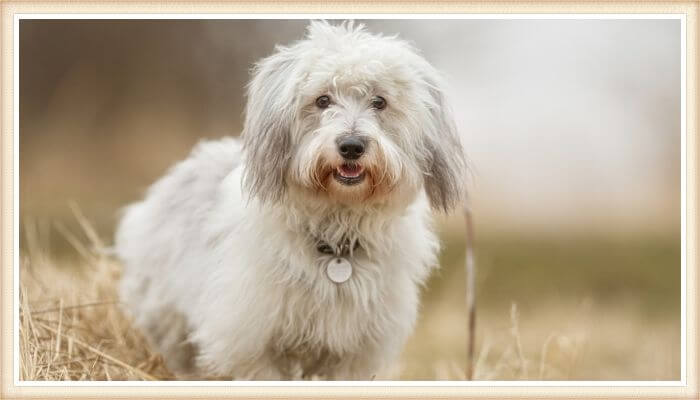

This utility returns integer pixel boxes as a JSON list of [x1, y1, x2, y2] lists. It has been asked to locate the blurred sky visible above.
[[19, 19, 681, 236]]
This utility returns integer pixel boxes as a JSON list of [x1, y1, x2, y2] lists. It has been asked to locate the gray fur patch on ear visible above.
[[424, 139, 464, 212], [241, 48, 299, 203], [423, 85, 468, 212]]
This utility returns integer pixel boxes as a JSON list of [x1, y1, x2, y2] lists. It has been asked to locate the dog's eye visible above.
[[315, 95, 331, 109], [371, 96, 387, 110]]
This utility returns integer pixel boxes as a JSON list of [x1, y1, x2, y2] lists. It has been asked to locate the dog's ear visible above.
[[420, 71, 468, 212], [241, 46, 300, 203]]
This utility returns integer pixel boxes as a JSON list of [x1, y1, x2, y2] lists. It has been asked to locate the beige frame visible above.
[[1, 1, 697, 398]]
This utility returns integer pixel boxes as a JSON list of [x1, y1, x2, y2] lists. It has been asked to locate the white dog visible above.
[[116, 21, 466, 380]]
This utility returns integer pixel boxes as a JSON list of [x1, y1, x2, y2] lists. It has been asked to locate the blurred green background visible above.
[[20, 19, 681, 380]]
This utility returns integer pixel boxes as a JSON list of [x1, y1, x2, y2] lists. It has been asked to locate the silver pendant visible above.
[[326, 257, 352, 283]]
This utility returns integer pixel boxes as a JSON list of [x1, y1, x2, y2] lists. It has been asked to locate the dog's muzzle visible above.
[[333, 136, 368, 185]]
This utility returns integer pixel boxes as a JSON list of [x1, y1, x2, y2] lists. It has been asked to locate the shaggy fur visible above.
[[116, 21, 466, 380]]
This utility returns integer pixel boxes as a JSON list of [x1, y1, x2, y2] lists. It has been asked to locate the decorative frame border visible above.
[[1, 2, 696, 399]]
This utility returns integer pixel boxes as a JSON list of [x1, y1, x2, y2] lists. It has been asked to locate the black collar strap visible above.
[[316, 238, 360, 257]]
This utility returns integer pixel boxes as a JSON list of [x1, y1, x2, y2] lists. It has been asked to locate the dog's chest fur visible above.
[[265, 257, 392, 379], [255, 207, 434, 378]]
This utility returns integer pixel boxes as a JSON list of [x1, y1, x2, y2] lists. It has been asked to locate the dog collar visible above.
[[315, 238, 359, 283], [315, 238, 360, 257]]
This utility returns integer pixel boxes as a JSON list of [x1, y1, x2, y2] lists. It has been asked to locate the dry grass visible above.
[[402, 293, 679, 380], [17, 233, 569, 381], [19, 211, 679, 381], [396, 302, 590, 381], [19, 212, 481, 381], [19, 211, 174, 381]]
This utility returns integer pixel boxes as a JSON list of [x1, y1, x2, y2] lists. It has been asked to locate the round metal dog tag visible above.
[[327, 257, 352, 283]]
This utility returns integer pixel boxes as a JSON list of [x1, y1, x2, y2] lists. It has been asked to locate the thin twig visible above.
[[53, 221, 95, 262], [53, 299, 63, 361], [510, 302, 527, 378], [21, 286, 41, 346], [463, 202, 476, 380], [28, 300, 121, 315], [68, 201, 105, 250], [35, 356, 99, 368], [539, 332, 558, 379], [473, 338, 491, 380], [35, 321, 157, 381]]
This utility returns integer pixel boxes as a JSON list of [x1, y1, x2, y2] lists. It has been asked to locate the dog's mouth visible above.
[[333, 163, 366, 186]]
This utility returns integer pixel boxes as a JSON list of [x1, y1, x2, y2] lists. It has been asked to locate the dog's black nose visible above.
[[337, 137, 365, 160]]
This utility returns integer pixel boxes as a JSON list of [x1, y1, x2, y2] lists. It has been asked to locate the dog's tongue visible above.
[[338, 164, 364, 178]]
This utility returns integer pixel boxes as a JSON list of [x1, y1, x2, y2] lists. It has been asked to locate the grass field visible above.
[[18, 213, 680, 381]]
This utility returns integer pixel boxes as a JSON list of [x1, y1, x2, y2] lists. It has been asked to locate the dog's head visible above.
[[242, 21, 466, 211]]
